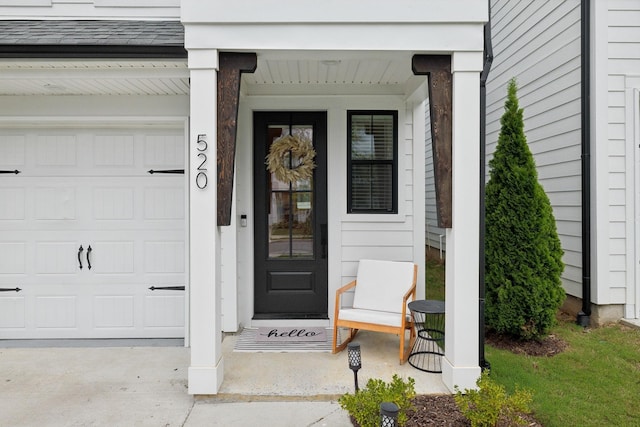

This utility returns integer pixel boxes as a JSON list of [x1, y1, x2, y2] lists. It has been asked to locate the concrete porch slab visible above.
[[0, 330, 449, 426], [219, 329, 449, 397]]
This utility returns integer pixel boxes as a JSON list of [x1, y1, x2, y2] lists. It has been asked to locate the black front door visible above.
[[253, 111, 328, 319]]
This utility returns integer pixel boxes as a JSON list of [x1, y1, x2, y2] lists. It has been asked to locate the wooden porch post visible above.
[[411, 55, 452, 228], [217, 52, 257, 226]]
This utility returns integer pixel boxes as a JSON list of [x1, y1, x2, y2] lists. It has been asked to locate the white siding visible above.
[[341, 102, 417, 282], [0, 0, 179, 19], [606, 0, 640, 308], [487, 0, 583, 296], [424, 98, 447, 252]]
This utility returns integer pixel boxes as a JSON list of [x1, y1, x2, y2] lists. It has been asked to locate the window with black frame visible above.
[[347, 111, 398, 213]]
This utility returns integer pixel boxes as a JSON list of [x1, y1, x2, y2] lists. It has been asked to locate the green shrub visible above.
[[338, 374, 416, 427], [484, 78, 565, 340], [454, 371, 533, 427]]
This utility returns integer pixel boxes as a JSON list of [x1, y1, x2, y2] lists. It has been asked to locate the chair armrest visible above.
[[336, 280, 357, 297], [334, 280, 357, 323], [401, 265, 418, 324]]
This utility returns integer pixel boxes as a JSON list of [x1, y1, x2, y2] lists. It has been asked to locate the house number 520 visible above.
[[196, 133, 208, 189]]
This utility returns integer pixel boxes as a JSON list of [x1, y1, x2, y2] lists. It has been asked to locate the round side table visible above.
[[407, 299, 445, 373]]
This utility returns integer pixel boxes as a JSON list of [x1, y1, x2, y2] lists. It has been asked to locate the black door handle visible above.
[[86, 245, 92, 270], [320, 224, 328, 259], [78, 245, 84, 269]]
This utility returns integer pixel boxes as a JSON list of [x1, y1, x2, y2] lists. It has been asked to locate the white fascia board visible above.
[[184, 23, 485, 53], [181, 0, 488, 24]]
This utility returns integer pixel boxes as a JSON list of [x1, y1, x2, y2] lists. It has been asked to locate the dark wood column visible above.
[[217, 52, 257, 226], [412, 55, 452, 228]]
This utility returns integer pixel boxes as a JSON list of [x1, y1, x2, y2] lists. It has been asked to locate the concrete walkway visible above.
[[0, 331, 448, 426]]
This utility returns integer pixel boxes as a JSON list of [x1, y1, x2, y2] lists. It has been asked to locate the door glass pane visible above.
[[268, 125, 290, 190], [291, 191, 313, 257], [290, 125, 314, 191], [268, 191, 290, 258], [266, 124, 315, 259]]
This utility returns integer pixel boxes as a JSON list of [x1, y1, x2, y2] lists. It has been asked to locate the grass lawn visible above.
[[486, 318, 640, 426], [425, 257, 445, 300], [425, 256, 640, 426]]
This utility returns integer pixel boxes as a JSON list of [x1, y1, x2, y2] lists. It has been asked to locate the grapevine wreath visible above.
[[265, 134, 316, 183]]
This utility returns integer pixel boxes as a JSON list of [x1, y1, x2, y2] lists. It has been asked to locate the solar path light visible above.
[[347, 342, 361, 392], [380, 401, 399, 427]]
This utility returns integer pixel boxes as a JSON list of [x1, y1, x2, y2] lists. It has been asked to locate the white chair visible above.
[[332, 259, 417, 364]]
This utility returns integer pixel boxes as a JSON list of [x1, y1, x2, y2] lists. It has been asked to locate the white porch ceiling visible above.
[[0, 56, 419, 96], [0, 60, 190, 96], [244, 56, 416, 95]]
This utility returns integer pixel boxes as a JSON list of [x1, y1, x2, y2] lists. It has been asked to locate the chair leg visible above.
[[399, 327, 406, 364], [400, 324, 415, 364], [333, 327, 358, 354], [332, 322, 339, 353]]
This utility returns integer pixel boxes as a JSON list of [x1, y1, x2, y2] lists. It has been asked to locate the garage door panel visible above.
[[0, 297, 25, 328], [0, 134, 26, 166], [144, 295, 184, 328], [0, 242, 26, 274], [144, 134, 185, 168], [0, 126, 186, 339], [93, 134, 135, 168], [36, 242, 80, 275], [94, 295, 135, 329], [91, 241, 135, 274], [35, 187, 77, 220], [0, 188, 25, 220], [144, 187, 184, 219], [93, 187, 135, 220], [145, 241, 185, 274], [35, 295, 77, 329], [36, 134, 78, 167]]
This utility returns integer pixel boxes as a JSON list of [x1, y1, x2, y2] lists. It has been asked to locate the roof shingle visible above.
[[0, 20, 184, 46]]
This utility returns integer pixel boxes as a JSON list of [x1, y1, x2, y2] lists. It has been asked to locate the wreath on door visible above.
[[265, 134, 316, 183]]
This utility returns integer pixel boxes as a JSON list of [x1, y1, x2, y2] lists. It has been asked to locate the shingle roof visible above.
[[0, 20, 184, 46]]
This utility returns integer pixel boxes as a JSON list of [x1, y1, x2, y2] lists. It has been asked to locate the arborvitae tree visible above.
[[485, 79, 565, 340]]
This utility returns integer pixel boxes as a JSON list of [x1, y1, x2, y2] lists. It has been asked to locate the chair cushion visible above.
[[338, 308, 405, 328], [352, 259, 415, 314]]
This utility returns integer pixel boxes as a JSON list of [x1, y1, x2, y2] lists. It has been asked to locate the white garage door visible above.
[[0, 127, 186, 339]]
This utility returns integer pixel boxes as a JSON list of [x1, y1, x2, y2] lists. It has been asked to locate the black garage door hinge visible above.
[[148, 286, 185, 291], [0, 287, 22, 292], [147, 169, 184, 175], [0, 170, 20, 174]]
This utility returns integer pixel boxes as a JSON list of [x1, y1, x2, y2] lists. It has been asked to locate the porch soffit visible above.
[[0, 59, 189, 96], [0, 56, 426, 97]]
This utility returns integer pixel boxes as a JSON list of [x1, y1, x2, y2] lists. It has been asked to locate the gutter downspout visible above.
[[479, 4, 493, 370], [577, 0, 592, 327]]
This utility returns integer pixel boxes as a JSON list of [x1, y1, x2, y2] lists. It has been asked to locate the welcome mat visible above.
[[256, 327, 326, 342], [233, 327, 335, 353]]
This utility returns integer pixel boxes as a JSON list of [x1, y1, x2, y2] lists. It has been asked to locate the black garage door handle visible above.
[[86, 245, 92, 270], [78, 245, 84, 270]]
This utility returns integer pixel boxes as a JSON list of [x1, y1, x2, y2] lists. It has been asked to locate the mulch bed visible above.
[[402, 333, 567, 426], [485, 331, 568, 357], [404, 394, 543, 426]]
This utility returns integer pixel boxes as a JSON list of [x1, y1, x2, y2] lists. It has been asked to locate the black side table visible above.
[[407, 299, 445, 373]]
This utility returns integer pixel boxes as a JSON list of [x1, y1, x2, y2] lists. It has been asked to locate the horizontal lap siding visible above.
[[487, 0, 582, 296], [0, 1, 180, 18], [424, 98, 446, 252], [340, 104, 415, 285], [607, 0, 640, 303]]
